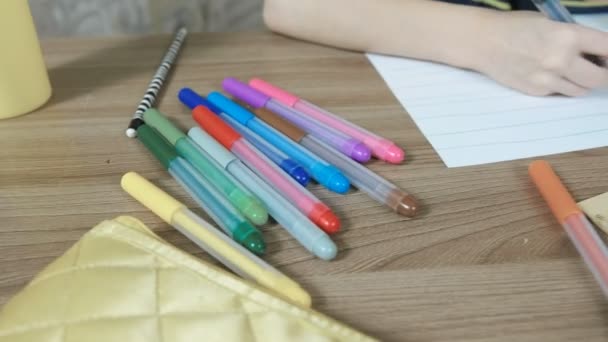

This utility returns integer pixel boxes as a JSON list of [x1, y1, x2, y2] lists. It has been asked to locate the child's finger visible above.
[[552, 76, 589, 97], [576, 26, 608, 56], [565, 57, 608, 89]]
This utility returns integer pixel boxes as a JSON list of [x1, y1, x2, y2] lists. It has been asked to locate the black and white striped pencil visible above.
[[126, 27, 188, 138]]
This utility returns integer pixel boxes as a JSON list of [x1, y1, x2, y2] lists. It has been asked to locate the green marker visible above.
[[137, 124, 266, 255], [144, 108, 268, 226]]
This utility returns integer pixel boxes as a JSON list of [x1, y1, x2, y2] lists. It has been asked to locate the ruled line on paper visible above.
[[367, 52, 608, 167], [436, 128, 608, 150], [428, 112, 608, 137]]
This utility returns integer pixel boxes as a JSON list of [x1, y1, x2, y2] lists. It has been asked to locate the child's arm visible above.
[[264, 0, 608, 96]]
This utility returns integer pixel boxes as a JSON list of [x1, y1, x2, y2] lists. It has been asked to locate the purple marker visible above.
[[223, 78, 372, 163]]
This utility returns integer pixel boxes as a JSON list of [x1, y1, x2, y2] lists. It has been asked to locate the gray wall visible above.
[[29, 0, 265, 38]]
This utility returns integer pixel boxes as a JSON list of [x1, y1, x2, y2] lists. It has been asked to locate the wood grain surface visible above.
[[1, 32, 608, 341]]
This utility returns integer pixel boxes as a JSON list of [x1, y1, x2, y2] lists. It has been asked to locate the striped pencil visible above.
[[125, 27, 188, 138]]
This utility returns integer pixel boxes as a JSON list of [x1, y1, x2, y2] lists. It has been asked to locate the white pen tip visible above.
[[126, 128, 138, 138]]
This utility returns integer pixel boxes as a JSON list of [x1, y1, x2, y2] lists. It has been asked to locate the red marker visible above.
[[191, 104, 341, 234]]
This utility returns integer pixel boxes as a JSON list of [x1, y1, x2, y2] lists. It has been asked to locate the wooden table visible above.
[[2, 32, 607, 341]]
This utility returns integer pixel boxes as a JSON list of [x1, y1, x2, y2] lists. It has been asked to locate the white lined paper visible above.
[[367, 14, 608, 167]]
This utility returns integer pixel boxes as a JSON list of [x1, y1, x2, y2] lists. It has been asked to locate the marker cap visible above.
[[249, 78, 300, 107], [344, 139, 372, 163], [137, 125, 178, 169], [236, 198, 270, 227], [232, 222, 266, 255], [143, 108, 186, 145], [178, 88, 222, 113], [387, 190, 419, 218], [381, 143, 406, 164], [279, 159, 310, 186], [223, 77, 270, 109], [312, 165, 350, 194], [529, 160, 581, 223], [121, 172, 183, 223], [312, 237, 338, 261], [192, 105, 241, 149], [309, 203, 340, 234]]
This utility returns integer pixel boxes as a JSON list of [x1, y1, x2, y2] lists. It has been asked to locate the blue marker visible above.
[[179, 89, 350, 194], [221, 114, 311, 186], [176, 91, 309, 186]]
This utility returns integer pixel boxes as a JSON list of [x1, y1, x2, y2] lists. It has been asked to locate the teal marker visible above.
[[144, 108, 268, 226], [137, 124, 266, 255]]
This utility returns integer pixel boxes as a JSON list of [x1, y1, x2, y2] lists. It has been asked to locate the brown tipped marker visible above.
[[239, 102, 419, 218]]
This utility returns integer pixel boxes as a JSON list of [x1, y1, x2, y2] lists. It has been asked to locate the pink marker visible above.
[[223, 78, 372, 163], [249, 78, 405, 164], [192, 104, 341, 234]]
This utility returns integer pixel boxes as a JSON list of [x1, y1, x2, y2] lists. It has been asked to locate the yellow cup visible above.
[[0, 1, 51, 119]]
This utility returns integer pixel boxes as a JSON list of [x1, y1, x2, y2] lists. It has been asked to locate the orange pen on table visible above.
[[529, 160, 608, 297]]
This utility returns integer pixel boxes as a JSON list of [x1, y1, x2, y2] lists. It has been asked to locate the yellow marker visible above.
[[121, 172, 311, 307]]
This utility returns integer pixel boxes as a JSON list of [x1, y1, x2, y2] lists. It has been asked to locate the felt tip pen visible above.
[[199, 91, 351, 194], [249, 78, 406, 164], [187, 127, 338, 260], [181, 100, 341, 235], [137, 124, 266, 255], [121, 172, 311, 306], [223, 78, 371, 163], [529, 160, 608, 297], [143, 108, 269, 225], [252, 106, 419, 218], [221, 113, 310, 186]]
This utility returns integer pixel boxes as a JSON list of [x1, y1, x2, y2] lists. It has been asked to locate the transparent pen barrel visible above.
[[295, 100, 384, 143], [223, 114, 287, 166], [226, 160, 335, 258], [231, 139, 318, 213], [247, 117, 327, 168], [172, 209, 281, 279], [170, 158, 243, 236], [267, 100, 355, 150], [178, 138, 254, 198], [563, 213, 608, 296], [531, 0, 575, 23], [302, 136, 393, 203]]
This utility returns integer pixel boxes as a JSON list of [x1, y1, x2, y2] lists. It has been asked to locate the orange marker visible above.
[[529, 160, 608, 296]]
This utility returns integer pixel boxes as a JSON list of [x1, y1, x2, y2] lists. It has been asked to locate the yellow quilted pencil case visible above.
[[0, 216, 376, 342]]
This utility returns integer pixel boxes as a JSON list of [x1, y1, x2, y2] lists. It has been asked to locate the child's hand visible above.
[[476, 11, 608, 96]]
